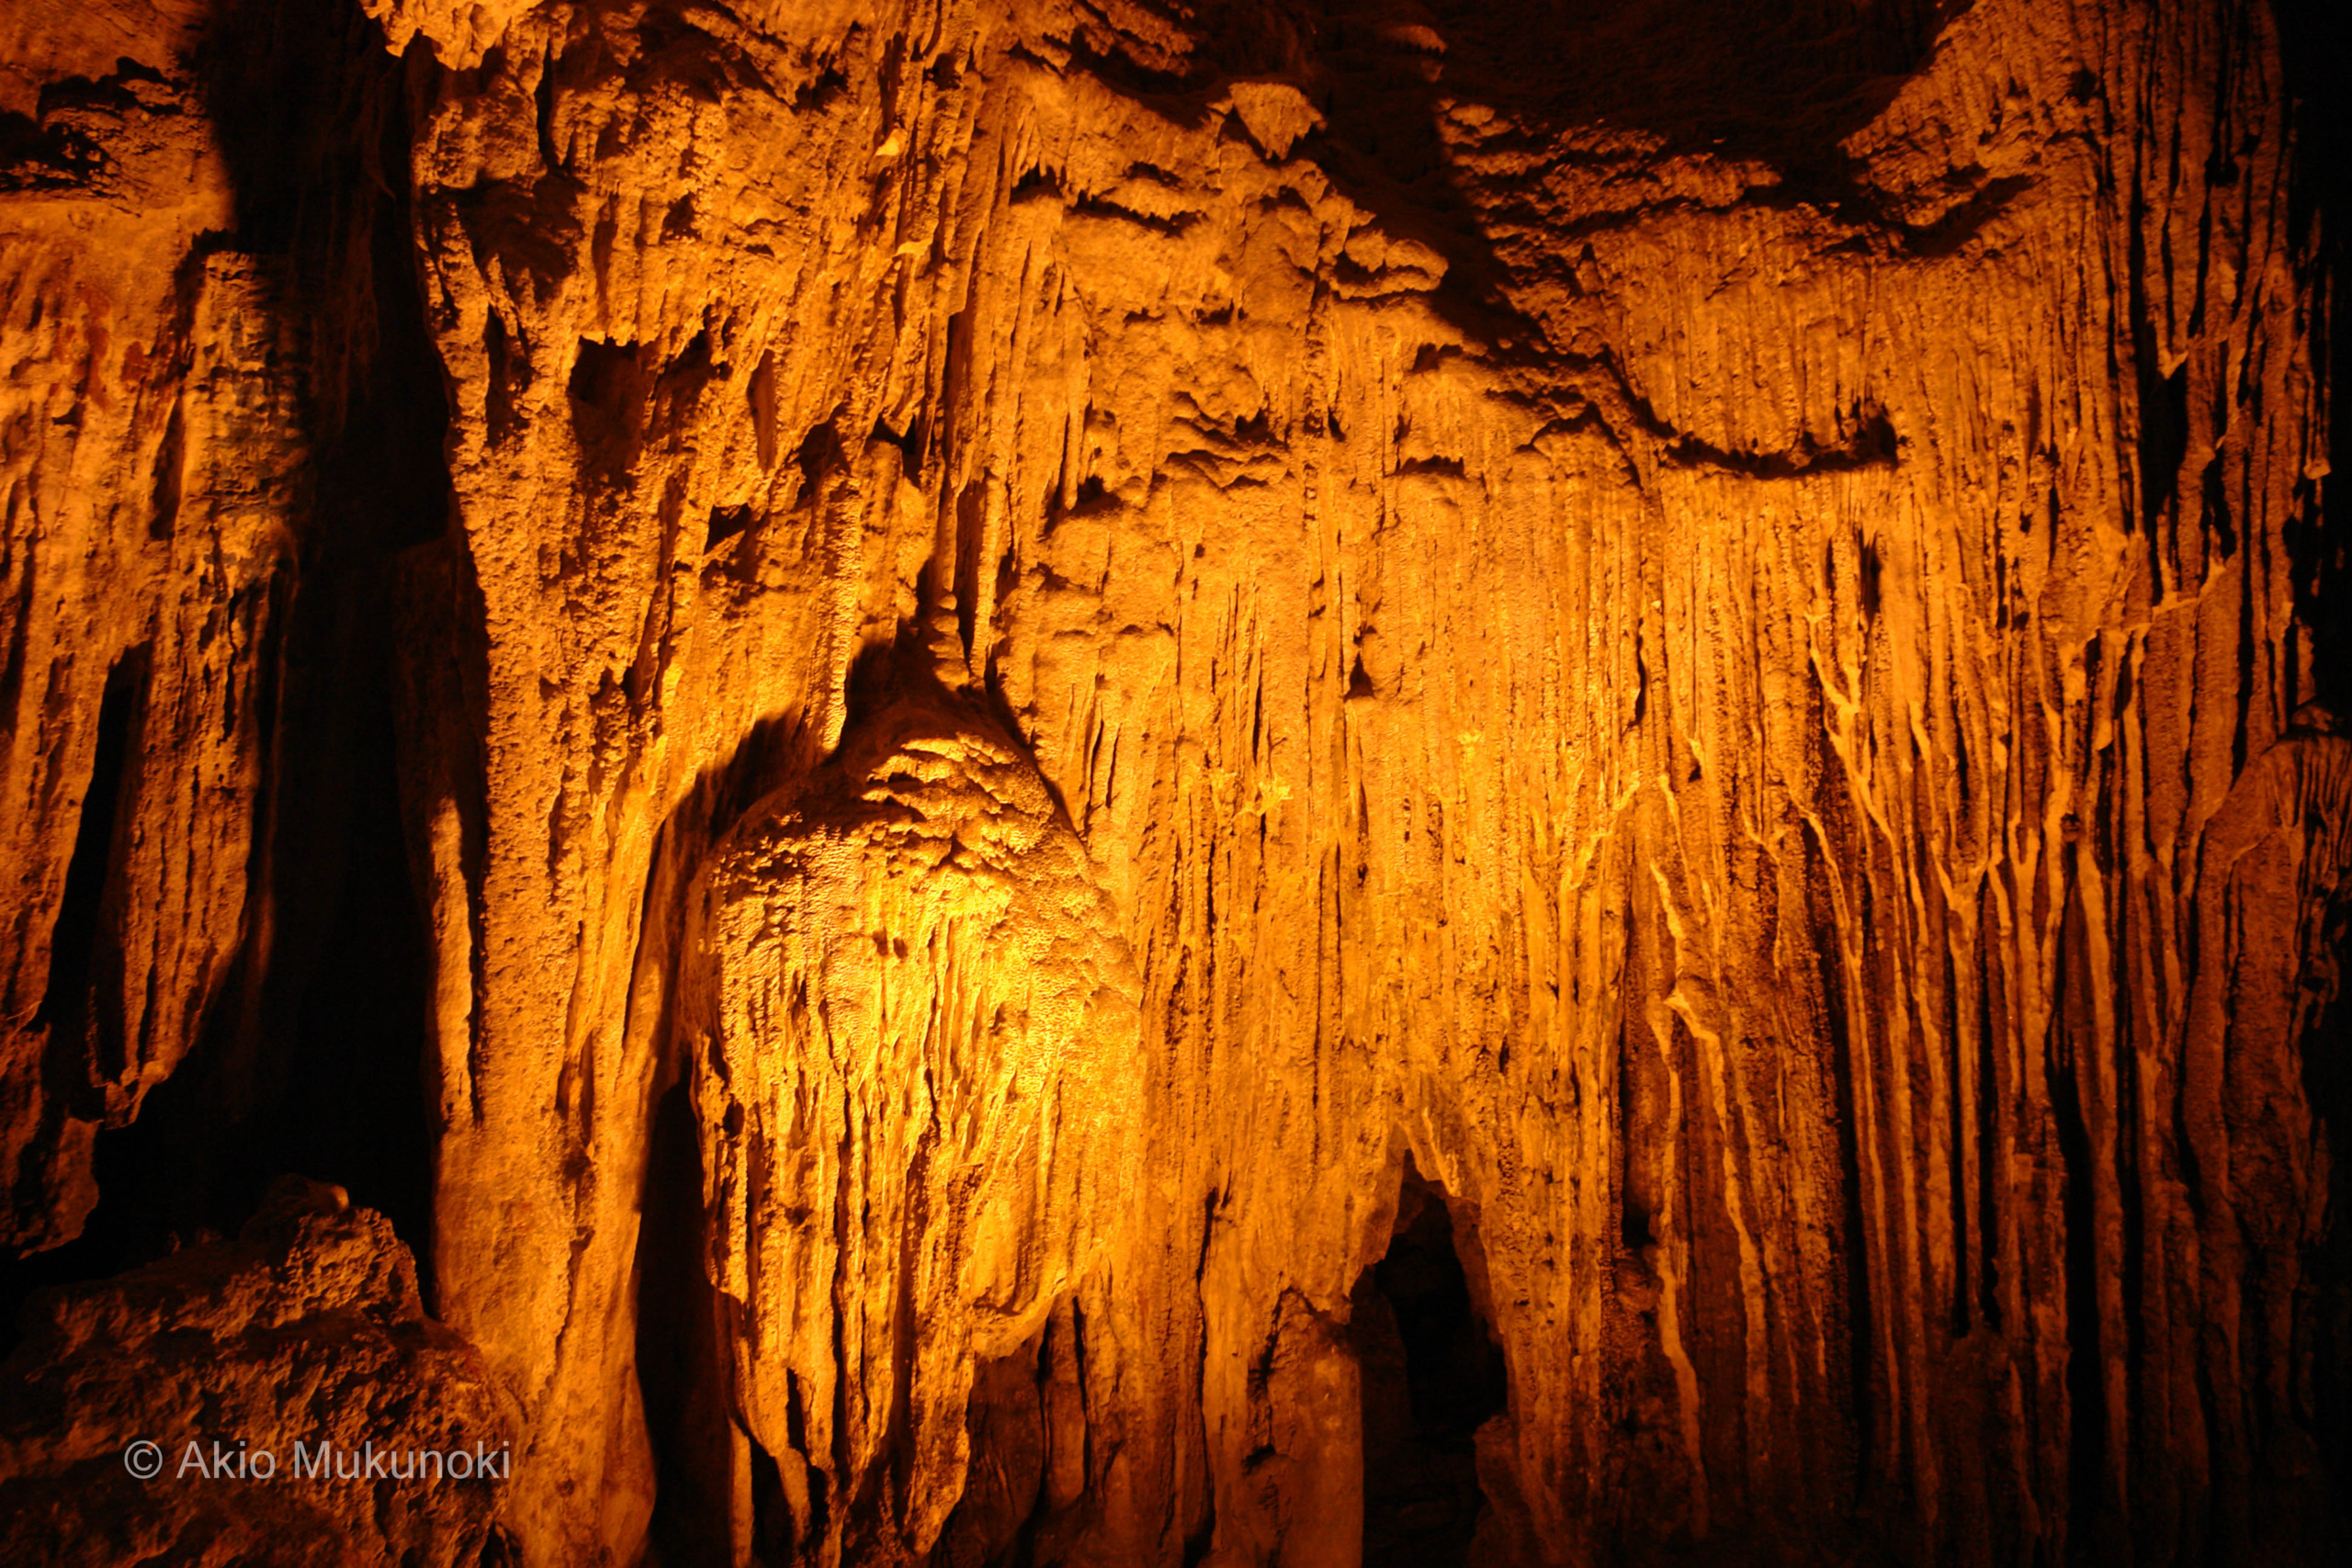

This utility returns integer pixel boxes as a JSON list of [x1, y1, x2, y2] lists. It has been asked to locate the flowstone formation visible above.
[[0, 31, 302, 1252], [2, 1, 2348, 1566], [671, 666, 1146, 1566]]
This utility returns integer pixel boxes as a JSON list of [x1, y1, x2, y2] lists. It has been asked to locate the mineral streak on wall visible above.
[[1, 1, 2347, 1566]]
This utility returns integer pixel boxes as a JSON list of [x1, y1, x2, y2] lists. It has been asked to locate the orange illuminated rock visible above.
[[673, 667, 1144, 1564], [3, 1, 2347, 1566], [0, 9, 297, 1253], [0, 1178, 517, 1567]]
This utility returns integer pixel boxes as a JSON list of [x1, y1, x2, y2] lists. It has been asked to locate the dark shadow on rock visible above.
[[2, 0, 450, 1341]]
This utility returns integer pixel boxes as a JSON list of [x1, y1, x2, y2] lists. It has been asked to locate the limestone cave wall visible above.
[[3, 2, 2349, 1566]]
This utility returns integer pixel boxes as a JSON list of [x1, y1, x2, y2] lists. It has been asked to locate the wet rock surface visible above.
[[3, 1, 2350, 1565]]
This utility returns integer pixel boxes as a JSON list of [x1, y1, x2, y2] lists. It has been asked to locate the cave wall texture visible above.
[[4, 0, 2351, 1565]]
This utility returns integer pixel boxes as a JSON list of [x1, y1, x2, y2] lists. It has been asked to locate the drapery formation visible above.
[[2, 2, 2346, 1565]]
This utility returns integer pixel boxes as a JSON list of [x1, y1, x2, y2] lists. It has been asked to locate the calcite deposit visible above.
[[0, 1178, 518, 1567], [3, 0, 2348, 1565], [0, 10, 290, 1251]]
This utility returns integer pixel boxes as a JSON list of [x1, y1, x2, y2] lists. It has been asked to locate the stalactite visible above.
[[2, 2, 2347, 1566]]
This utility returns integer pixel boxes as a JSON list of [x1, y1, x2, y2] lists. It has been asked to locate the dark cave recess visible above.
[[1355, 1159, 1510, 1568]]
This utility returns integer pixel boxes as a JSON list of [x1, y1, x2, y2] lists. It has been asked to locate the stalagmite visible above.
[[1, 1, 2347, 1565]]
